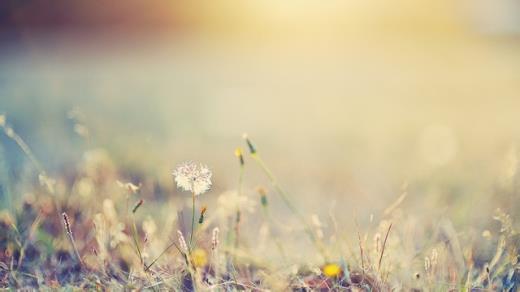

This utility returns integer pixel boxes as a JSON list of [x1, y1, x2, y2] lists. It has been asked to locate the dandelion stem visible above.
[[190, 191, 196, 248]]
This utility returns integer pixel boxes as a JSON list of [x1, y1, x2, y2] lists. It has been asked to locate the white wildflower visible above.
[[172, 161, 212, 195]]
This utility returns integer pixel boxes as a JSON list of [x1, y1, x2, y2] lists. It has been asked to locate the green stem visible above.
[[235, 165, 244, 248], [131, 217, 144, 266], [190, 192, 196, 248], [251, 153, 327, 259]]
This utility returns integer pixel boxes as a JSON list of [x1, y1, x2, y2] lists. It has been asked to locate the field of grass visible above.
[[2, 1, 520, 290], [0, 114, 519, 291]]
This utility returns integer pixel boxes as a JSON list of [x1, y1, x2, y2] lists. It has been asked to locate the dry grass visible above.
[[0, 116, 519, 291]]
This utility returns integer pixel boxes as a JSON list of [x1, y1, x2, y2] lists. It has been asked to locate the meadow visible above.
[[1, 1, 520, 290], [0, 113, 519, 291]]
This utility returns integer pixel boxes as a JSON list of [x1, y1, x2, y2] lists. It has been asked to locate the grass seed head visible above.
[[62, 212, 72, 234], [177, 230, 188, 253], [211, 227, 220, 250]]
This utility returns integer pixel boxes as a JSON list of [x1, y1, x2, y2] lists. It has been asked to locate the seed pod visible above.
[[132, 199, 144, 213], [242, 133, 256, 154], [199, 206, 207, 224]]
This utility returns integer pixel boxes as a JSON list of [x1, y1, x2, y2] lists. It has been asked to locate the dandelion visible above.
[[172, 161, 212, 196], [322, 263, 341, 278], [173, 161, 212, 248]]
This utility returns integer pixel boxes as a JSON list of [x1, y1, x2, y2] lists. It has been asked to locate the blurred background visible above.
[[1, 0, 520, 234]]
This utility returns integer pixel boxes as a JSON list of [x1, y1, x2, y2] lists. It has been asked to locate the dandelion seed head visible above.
[[172, 161, 212, 195]]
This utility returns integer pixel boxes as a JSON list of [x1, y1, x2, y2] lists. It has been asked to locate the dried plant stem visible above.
[[377, 223, 392, 272], [63, 213, 83, 267], [144, 240, 183, 272], [354, 218, 365, 280], [0, 123, 45, 175]]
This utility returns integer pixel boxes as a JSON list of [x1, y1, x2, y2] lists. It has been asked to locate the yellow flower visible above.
[[191, 248, 208, 268], [322, 263, 341, 278]]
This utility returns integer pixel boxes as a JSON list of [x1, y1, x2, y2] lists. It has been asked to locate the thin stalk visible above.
[[235, 163, 244, 248], [260, 205, 287, 261], [190, 192, 196, 248], [131, 217, 144, 266], [250, 153, 326, 257], [144, 240, 183, 272], [66, 229, 83, 267], [377, 223, 392, 272]]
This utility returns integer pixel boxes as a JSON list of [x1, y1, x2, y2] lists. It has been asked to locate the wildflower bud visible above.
[[322, 263, 341, 278], [235, 148, 244, 166], [242, 133, 256, 154], [62, 212, 72, 234], [257, 187, 268, 207], [235, 210, 241, 224], [198, 206, 207, 224], [132, 199, 144, 213], [0, 115, 5, 127], [211, 227, 220, 250]]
